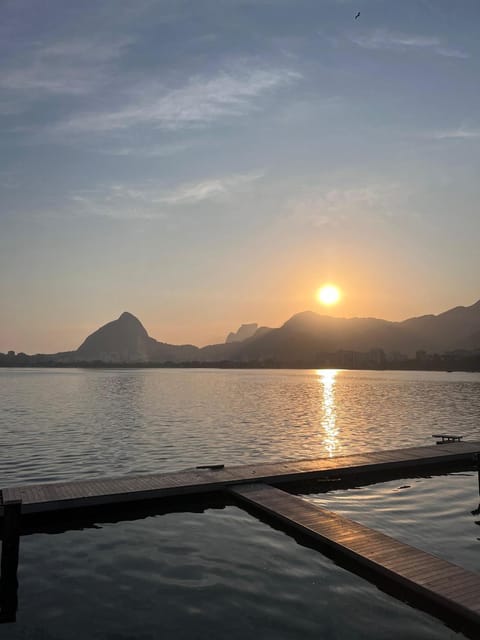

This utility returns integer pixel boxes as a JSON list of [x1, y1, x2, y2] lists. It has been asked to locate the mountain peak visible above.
[[283, 310, 327, 329], [115, 311, 148, 333], [118, 311, 141, 322], [76, 311, 150, 361], [226, 323, 259, 343]]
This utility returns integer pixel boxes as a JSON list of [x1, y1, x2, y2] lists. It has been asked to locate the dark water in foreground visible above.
[[1, 368, 480, 639]]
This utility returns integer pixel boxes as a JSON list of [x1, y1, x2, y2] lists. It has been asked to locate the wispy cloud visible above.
[[289, 184, 399, 228], [96, 142, 192, 158], [159, 172, 264, 205], [0, 36, 131, 96], [355, 32, 441, 49], [434, 47, 469, 59], [426, 127, 480, 140], [52, 66, 301, 134], [350, 29, 468, 59], [69, 172, 264, 219]]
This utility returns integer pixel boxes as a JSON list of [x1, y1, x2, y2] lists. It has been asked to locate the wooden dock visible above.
[[1, 440, 480, 632], [2, 440, 479, 515], [230, 483, 480, 632]]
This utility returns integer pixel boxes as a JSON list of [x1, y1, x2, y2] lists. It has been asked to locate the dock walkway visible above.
[[2, 441, 479, 515], [231, 483, 480, 631], [1, 440, 480, 632]]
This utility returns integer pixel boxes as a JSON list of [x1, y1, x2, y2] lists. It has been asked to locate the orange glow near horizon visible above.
[[316, 284, 341, 306]]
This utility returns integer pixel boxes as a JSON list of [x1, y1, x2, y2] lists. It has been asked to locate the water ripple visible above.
[[1, 368, 478, 639]]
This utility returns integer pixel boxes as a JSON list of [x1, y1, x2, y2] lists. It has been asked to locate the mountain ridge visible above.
[[3, 299, 480, 365]]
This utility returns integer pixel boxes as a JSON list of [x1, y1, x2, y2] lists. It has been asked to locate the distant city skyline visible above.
[[2, 1, 480, 352]]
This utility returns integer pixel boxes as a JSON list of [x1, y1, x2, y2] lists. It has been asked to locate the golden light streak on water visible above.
[[317, 369, 339, 457]]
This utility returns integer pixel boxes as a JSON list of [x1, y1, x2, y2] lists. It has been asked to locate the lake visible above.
[[1, 368, 479, 639]]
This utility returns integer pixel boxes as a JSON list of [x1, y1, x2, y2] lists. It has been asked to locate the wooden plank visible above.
[[229, 483, 480, 630], [1, 488, 23, 506]]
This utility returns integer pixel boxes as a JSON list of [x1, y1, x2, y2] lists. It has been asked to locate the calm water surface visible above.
[[1, 368, 480, 639]]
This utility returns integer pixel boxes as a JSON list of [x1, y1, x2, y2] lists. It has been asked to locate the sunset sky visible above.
[[1, 0, 480, 353]]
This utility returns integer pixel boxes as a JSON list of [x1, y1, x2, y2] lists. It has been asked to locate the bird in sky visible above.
[[355, 12, 361, 20]]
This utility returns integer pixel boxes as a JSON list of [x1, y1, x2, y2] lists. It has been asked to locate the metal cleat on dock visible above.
[[432, 434, 464, 445]]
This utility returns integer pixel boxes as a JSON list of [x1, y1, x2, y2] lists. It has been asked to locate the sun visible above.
[[317, 284, 341, 306]]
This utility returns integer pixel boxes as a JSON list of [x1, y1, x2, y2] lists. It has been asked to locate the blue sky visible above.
[[1, 0, 480, 352]]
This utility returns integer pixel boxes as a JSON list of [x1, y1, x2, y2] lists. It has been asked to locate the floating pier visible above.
[[231, 483, 480, 633], [1, 440, 480, 633], [2, 440, 480, 515]]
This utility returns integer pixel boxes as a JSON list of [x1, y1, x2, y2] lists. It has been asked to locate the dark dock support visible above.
[[0, 499, 22, 623]]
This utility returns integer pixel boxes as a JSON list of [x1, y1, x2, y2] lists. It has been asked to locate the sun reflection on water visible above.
[[317, 369, 339, 457]]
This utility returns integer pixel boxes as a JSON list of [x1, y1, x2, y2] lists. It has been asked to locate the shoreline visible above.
[[1, 362, 480, 372]]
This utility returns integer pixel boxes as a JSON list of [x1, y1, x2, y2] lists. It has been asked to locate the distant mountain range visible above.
[[3, 300, 480, 366]]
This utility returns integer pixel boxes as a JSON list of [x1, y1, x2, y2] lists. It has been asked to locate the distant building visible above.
[[368, 348, 386, 367], [416, 350, 427, 363], [388, 351, 407, 363]]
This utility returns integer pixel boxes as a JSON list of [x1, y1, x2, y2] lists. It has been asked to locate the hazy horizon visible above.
[[3, 296, 480, 354], [2, 1, 480, 352]]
